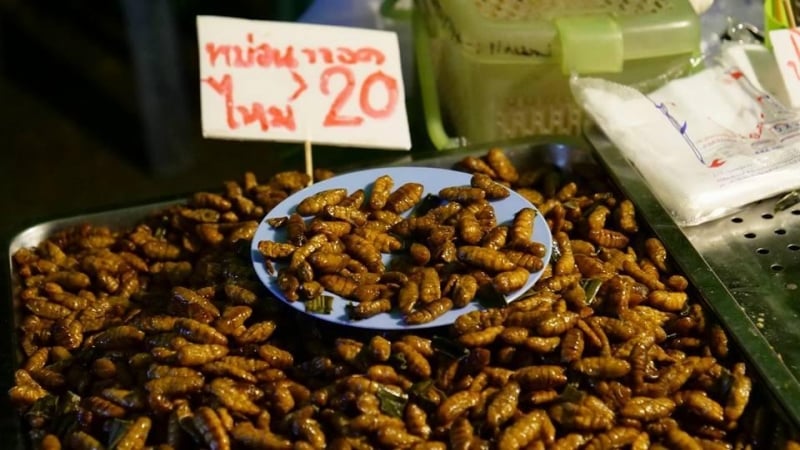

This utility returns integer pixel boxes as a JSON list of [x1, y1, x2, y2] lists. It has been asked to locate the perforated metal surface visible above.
[[682, 200, 800, 371], [473, 0, 674, 20]]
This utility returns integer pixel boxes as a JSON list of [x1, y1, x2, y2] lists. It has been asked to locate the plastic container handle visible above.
[[555, 15, 623, 75], [380, 0, 412, 21], [413, 8, 464, 150]]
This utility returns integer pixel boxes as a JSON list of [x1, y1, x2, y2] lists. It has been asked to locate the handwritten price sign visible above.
[[770, 27, 800, 108], [197, 16, 411, 150]]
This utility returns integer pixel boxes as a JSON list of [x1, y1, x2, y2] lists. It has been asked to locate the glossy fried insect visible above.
[[115, 416, 153, 450], [193, 406, 231, 450], [369, 174, 394, 210], [497, 410, 554, 450], [348, 298, 392, 320], [487, 381, 521, 429], [459, 155, 497, 177], [141, 240, 182, 261], [436, 389, 480, 424], [207, 377, 262, 416], [355, 227, 403, 253], [724, 363, 751, 422], [458, 246, 516, 272], [296, 188, 347, 216], [257, 344, 294, 370], [535, 311, 579, 337], [408, 243, 431, 266], [482, 226, 508, 250], [438, 187, 485, 204], [235, 320, 277, 345], [471, 173, 510, 199], [192, 191, 232, 210], [457, 213, 483, 245], [375, 426, 421, 448], [276, 270, 300, 301], [172, 286, 221, 323], [665, 427, 703, 450], [308, 252, 350, 274], [509, 207, 536, 244], [8, 370, 48, 407], [621, 397, 676, 421], [232, 421, 292, 449], [448, 416, 476, 450], [325, 205, 369, 227], [648, 290, 688, 312], [342, 234, 383, 273], [486, 147, 519, 183], [588, 228, 630, 249], [584, 426, 640, 450], [351, 283, 387, 303], [176, 317, 228, 346], [176, 341, 228, 366], [418, 267, 441, 303], [89, 325, 145, 350], [549, 395, 615, 432], [398, 281, 420, 315], [514, 366, 567, 390], [309, 219, 352, 239], [645, 237, 668, 272], [572, 356, 631, 378], [24, 297, 72, 320], [385, 182, 424, 214], [501, 250, 544, 273], [493, 267, 530, 294], [391, 341, 432, 379], [458, 325, 504, 347], [450, 274, 479, 308], [405, 297, 453, 325], [616, 200, 639, 234], [674, 390, 724, 423], [340, 188, 366, 209]]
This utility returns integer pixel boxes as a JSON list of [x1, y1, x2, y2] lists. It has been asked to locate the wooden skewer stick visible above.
[[304, 139, 314, 186]]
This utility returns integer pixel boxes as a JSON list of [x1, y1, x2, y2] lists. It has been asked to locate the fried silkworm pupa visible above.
[[296, 188, 347, 216], [405, 298, 453, 325], [369, 174, 394, 210], [486, 147, 519, 183], [385, 182, 425, 214], [438, 187, 486, 204], [492, 267, 530, 294], [471, 173, 510, 199], [347, 298, 392, 320], [457, 246, 516, 272]]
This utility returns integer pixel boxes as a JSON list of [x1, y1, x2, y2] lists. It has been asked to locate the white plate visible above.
[[250, 167, 553, 330]]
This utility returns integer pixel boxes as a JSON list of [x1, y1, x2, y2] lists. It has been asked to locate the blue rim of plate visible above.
[[250, 167, 553, 330]]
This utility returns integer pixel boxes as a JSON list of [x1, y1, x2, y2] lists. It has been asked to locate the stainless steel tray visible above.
[[4, 136, 798, 446], [586, 125, 800, 429]]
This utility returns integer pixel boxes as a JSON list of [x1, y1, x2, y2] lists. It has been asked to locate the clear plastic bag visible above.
[[572, 42, 800, 226]]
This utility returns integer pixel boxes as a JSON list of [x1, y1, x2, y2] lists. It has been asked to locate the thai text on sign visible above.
[[197, 16, 411, 150]]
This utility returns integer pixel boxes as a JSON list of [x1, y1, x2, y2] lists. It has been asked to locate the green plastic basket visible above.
[[411, 0, 701, 149]]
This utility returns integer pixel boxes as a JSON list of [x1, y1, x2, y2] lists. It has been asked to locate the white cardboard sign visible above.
[[770, 27, 800, 108], [197, 16, 411, 150]]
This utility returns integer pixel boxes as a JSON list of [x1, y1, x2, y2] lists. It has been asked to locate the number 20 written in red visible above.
[[321, 65, 399, 127]]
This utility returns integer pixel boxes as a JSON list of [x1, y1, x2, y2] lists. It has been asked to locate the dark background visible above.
[[0, 0, 430, 242]]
